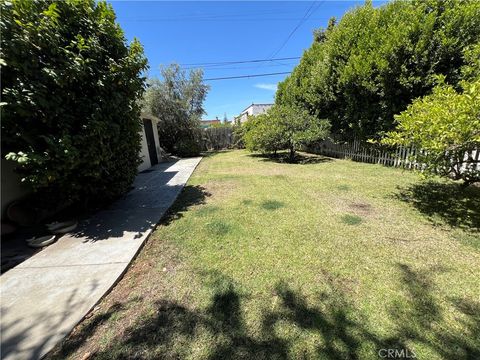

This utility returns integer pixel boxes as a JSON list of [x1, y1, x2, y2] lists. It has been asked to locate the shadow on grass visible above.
[[162, 185, 211, 225], [48, 265, 480, 359], [260, 200, 285, 210], [395, 181, 480, 232], [249, 152, 333, 165], [200, 150, 232, 158]]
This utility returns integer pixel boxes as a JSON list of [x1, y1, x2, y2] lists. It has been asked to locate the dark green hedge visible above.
[[1, 0, 147, 209], [276, 0, 480, 140]]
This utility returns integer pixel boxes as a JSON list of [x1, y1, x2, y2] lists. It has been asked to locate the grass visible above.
[[49, 150, 480, 360]]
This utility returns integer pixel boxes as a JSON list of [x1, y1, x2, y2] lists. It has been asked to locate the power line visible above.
[[180, 56, 300, 67], [182, 63, 298, 71], [268, 1, 324, 59], [204, 72, 291, 81]]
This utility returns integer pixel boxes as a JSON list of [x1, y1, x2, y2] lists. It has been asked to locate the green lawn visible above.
[[50, 150, 480, 360]]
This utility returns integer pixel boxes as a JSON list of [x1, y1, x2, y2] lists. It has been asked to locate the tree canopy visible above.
[[142, 64, 209, 156], [244, 106, 330, 161], [276, 0, 480, 140]]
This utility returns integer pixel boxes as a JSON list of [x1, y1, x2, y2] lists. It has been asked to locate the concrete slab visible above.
[[0, 157, 202, 360]]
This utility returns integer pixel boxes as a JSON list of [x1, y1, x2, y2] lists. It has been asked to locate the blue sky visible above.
[[109, 1, 384, 120]]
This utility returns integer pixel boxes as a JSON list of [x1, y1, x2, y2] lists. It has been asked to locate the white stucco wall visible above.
[[138, 115, 163, 172], [236, 104, 273, 124], [138, 125, 151, 172], [251, 104, 272, 116]]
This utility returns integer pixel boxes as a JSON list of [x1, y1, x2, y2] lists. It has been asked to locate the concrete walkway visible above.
[[0, 157, 202, 360]]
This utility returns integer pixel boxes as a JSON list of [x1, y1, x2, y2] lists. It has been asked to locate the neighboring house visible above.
[[139, 113, 165, 172], [234, 103, 273, 124], [200, 118, 221, 129]]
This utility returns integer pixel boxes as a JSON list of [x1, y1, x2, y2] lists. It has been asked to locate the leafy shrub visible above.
[[174, 132, 203, 157], [382, 77, 480, 186], [1, 0, 147, 209]]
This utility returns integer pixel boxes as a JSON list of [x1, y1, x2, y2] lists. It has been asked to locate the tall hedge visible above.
[[276, 0, 480, 140], [1, 0, 148, 209]]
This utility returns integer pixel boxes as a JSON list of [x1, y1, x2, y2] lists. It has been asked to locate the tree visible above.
[[244, 106, 330, 162], [381, 77, 480, 186], [276, 0, 480, 140], [1, 0, 147, 209], [244, 113, 286, 155], [142, 64, 209, 156]]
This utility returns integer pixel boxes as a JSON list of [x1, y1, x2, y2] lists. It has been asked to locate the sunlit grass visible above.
[[50, 150, 480, 360]]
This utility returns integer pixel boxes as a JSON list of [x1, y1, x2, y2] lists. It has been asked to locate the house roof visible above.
[[201, 119, 221, 124], [239, 103, 274, 114]]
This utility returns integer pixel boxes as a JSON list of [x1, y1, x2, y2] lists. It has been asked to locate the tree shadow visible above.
[[395, 181, 480, 232], [161, 185, 211, 225], [46, 267, 480, 359], [387, 264, 480, 359], [248, 152, 333, 165]]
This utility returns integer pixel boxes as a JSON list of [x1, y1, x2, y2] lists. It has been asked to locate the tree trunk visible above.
[[289, 147, 295, 162]]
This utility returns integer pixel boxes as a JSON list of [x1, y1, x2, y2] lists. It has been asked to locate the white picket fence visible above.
[[308, 138, 480, 172]]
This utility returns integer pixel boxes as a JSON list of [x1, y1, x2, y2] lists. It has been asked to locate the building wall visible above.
[[236, 104, 273, 124], [251, 104, 272, 116], [138, 125, 152, 172], [138, 117, 164, 172]]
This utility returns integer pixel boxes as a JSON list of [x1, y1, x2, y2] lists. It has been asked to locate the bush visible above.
[[244, 106, 330, 161], [174, 132, 203, 157], [382, 77, 480, 186], [1, 0, 147, 209]]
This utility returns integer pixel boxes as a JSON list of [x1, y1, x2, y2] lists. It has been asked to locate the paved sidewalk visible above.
[[0, 157, 202, 360]]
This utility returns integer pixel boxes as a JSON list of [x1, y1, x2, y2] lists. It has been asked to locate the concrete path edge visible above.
[[0, 157, 202, 360]]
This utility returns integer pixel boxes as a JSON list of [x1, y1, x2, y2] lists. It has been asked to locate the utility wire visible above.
[[204, 72, 291, 81], [268, 1, 324, 59], [182, 62, 297, 71], [180, 56, 300, 67]]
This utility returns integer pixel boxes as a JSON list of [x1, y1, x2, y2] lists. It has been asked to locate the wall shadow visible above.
[[395, 181, 480, 232]]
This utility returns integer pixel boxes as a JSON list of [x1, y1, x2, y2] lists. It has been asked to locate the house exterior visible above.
[[200, 119, 221, 128], [138, 113, 165, 172], [234, 103, 273, 124]]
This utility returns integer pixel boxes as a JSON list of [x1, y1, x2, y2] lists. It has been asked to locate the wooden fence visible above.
[[308, 138, 480, 172], [201, 127, 233, 150]]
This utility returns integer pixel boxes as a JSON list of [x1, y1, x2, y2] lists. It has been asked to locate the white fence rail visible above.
[[308, 138, 480, 172]]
